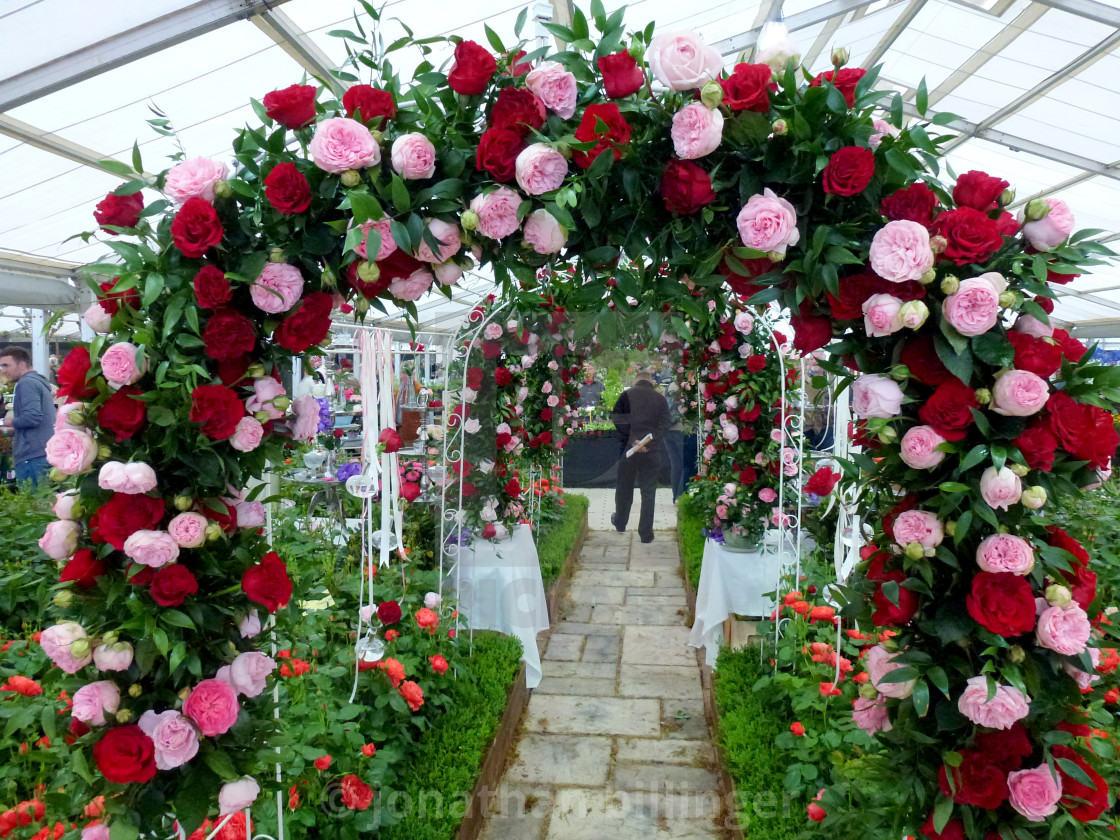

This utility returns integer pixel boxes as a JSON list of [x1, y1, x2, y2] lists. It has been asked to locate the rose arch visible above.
[[35, 1, 1119, 838]]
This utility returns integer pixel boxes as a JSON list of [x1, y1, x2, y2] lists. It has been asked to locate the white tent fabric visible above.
[[1, 0, 1118, 338]]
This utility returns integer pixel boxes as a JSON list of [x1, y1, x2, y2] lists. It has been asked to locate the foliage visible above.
[[0, 488, 57, 637], [535, 491, 588, 584], [675, 493, 706, 590]]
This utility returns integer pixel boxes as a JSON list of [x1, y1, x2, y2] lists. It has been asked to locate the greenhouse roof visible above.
[[1, 0, 1119, 341]]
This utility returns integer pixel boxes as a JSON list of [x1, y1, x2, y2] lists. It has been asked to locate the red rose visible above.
[[274, 293, 333, 353], [972, 722, 1032, 772], [540, 408, 553, 421], [98, 385, 147, 442], [59, 549, 107, 589], [1033, 295, 1055, 315], [94, 191, 143, 234], [918, 378, 977, 441], [399, 482, 421, 502], [378, 428, 403, 453], [826, 272, 926, 321], [242, 551, 293, 613], [263, 163, 312, 215], [465, 367, 484, 390], [920, 814, 965, 840], [97, 278, 141, 315], [790, 304, 832, 354], [89, 493, 165, 551], [899, 333, 951, 386], [805, 467, 840, 496], [494, 367, 512, 386], [1048, 391, 1118, 469], [481, 523, 496, 539], [1051, 328, 1086, 362], [931, 208, 1004, 266], [342, 85, 396, 123], [1007, 331, 1061, 378], [263, 84, 317, 129], [719, 62, 772, 112], [506, 49, 532, 76], [190, 384, 244, 440], [822, 146, 875, 196], [217, 356, 252, 387], [952, 170, 1008, 212], [127, 563, 155, 586], [489, 87, 545, 131], [746, 355, 766, 373], [871, 571, 918, 627], [1013, 420, 1059, 471], [377, 601, 402, 625], [376, 249, 423, 283], [93, 725, 157, 784], [938, 751, 1008, 808], [660, 159, 716, 215], [475, 126, 525, 182], [880, 182, 939, 225], [56, 347, 97, 400], [1049, 526, 1097, 609], [1047, 265, 1080, 286], [447, 40, 496, 95], [809, 67, 866, 107], [573, 103, 632, 169], [598, 51, 644, 98], [966, 572, 1036, 636], [505, 477, 521, 497], [170, 197, 223, 258], [995, 211, 1020, 236], [738, 466, 757, 484], [202, 498, 238, 532], [1052, 746, 1109, 822], [739, 404, 761, 423], [193, 265, 232, 308], [481, 341, 502, 360], [149, 564, 199, 607], [202, 309, 256, 361], [341, 774, 374, 810]]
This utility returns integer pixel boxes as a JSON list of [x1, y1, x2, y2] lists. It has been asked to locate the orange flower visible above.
[[819, 682, 842, 697], [809, 605, 836, 623], [398, 680, 424, 712], [791, 601, 811, 615], [378, 657, 406, 687], [790, 721, 805, 736], [361, 743, 377, 757], [852, 672, 870, 684], [340, 774, 374, 811], [384, 629, 400, 642], [1, 676, 43, 697], [1104, 687, 1119, 705], [83, 797, 105, 818], [783, 591, 803, 606], [429, 654, 449, 674], [313, 754, 332, 771]]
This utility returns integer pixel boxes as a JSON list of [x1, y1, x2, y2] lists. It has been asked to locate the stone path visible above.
[[572, 487, 679, 532], [479, 529, 730, 840]]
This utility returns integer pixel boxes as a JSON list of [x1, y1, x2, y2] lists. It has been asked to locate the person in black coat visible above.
[[610, 369, 671, 543]]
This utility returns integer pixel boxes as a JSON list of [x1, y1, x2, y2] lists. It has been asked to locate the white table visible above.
[[449, 524, 549, 688], [688, 533, 814, 667]]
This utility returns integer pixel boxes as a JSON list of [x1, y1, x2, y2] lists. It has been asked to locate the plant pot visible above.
[[722, 531, 761, 552]]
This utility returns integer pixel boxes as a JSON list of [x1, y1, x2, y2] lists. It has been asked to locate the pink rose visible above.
[[868, 220, 933, 283], [868, 118, 896, 149], [670, 103, 724, 160], [1020, 198, 1074, 250], [515, 143, 568, 195], [415, 219, 461, 263], [899, 425, 946, 469], [220, 651, 276, 698], [138, 709, 200, 770], [230, 416, 264, 452], [83, 825, 111, 840], [219, 778, 261, 814], [98, 461, 158, 494], [942, 272, 1004, 336], [251, 263, 304, 314], [390, 133, 437, 179], [72, 680, 120, 726], [956, 676, 1030, 729], [183, 678, 240, 737], [124, 531, 180, 568], [168, 512, 208, 548], [1036, 603, 1091, 655], [239, 611, 262, 639], [759, 487, 777, 503], [865, 645, 915, 699], [164, 157, 229, 204], [101, 342, 144, 389], [55, 403, 85, 432], [355, 218, 397, 261], [46, 428, 98, 474], [1014, 314, 1054, 339], [53, 491, 79, 520], [523, 209, 567, 254], [84, 303, 112, 333], [236, 500, 265, 530], [389, 268, 435, 302], [893, 510, 943, 549], [1008, 764, 1062, 822], [736, 189, 800, 256], [308, 117, 381, 173], [647, 30, 722, 90], [290, 395, 320, 441], [979, 467, 1023, 511], [525, 62, 578, 119], [40, 622, 92, 673], [991, 369, 1048, 417], [1063, 648, 1101, 689], [433, 261, 463, 286], [470, 186, 522, 239], [245, 377, 287, 420], [852, 694, 892, 734], [734, 312, 754, 334], [93, 642, 134, 672], [39, 519, 79, 560], [862, 293, 904, 337], [851, 374, 904, 419], [976, 533, 1034, 574]]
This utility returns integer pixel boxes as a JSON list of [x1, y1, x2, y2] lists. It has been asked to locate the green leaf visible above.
[[349, 191, 382, 224], [890, 92, 904, 128], [933, 795, 953, 833], [939, 482, 970, 493], [141, 273, 164, 307], [514, 6, 528, 37], [98, 159, 136, 178], [911, 680, 930, 716], [204, 749, 238, 781], [972, 332, 1015, 367], [483, 23, 505, 52], [960, 444, 989, 472], [110, 822, 140, 840], [916, 78, 929, 116], [132, 141, 144, 174], [390, 175, 411, 213], [161, 609, 195, 629]]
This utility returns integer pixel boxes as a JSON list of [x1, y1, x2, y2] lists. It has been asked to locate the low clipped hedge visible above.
[[676, 493, 706, 590], [536, 493, 589, 585]]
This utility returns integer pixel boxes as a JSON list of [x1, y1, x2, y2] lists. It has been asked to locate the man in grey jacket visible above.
[[0, 346, 56, 487]]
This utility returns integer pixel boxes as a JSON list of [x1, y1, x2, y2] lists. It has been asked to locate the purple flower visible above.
[[703, 526, 725, 544], [316, 397, 333, 434], [336, 461, 361, 482]]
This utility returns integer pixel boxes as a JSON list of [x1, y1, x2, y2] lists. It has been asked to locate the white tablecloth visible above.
[[688, 534, 812, 667], [449, 524, 549, 688]]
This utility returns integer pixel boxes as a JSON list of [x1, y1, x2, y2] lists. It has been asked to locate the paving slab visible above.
[[660, 698, 711, 741], [552, 621, 623, 637], [506, 734, 613, 786], [613, 763, 720, 793], [618, 665, 704, 700], [629, 554, 683, 569], [582, 634, 621, 663], [621, 626, 697, 667], [615, 737, 714, 766], [559, 603, 592, 623], [567, 584, 627, 605], [625, 593, 689, 608], [525, 694, 660, 736], [533, 676, 617, 697], [571, 569, 656, 588], [540, 660, 617, 679], [546, 789, 723, 839], [543, 633, 585, 661]]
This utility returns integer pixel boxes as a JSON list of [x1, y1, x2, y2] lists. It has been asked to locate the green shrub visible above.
[[676, 493, 705, 589], [536, 493, 588, 584], [0, 486, 58, 637]]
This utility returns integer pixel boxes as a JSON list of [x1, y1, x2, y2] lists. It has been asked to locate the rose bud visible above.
[[940, 275, 960, 295], [129, 684, 143, 697], [945, 520, 957, 536], [904, 542, 924, 560], [460, 209, 479, 231], [254, 411, 271, 423], [116, 709, 132, 723], [899, 300, 929, 330], [356, 297, 370, 315], [272, 395, 291, 412], [340, 169, 362, 187], [1009, 463, 1029, 477], [370, 130, 383, 144], [930, 235, 948, 255], [205, 522, 224, 542], [766, 250, 786, 262], [53, 591, 74, 607], [268, 247, 286, 263], [49, 468, 67, 482], [357, 262, 380, 283], [700, 80, 723, 109], [859, 683, 879, 700], [772, 119, 789, 136], [1000, 188, 1015, 207], [1021, 486, 1047, 509], [998, 291, 1018, 308], [974, 388, 991, 405], [174, 495, 194, 511], [98, 445, 112, 460], [212, 180, 233, 199], [1045, 584, 1073, 608], [101, 631, 118, 645], [1024, 198, 1051, 221], [67, 410, 85, 425], [877, 426, 897, 444], [70, 638, 91, 659], [1008, 645, 1025, 663], [247, 364, 266, 378], [920, 266, 937, 285], [831, 46, 850, 67]]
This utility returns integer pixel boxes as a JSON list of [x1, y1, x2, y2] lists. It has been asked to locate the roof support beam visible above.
[[0, 0, 292, 113], [1068, 321, 1120, 340], [251, 8, 346, 98], [1053, 286, 1120, 317], [1029, 0, 1120, 27], [713, 0, 883, 57], [0, 114, 143, 180], [862, 0, 928, 69], [802, 11, 850, 69], [1011, 162, 1120, 209]]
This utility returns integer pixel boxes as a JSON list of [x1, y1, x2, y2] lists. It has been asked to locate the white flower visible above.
[[478, 460, 495, 474], [462, 387, 478, 404], [547, 395, 560, 407], [738, 344, 753, 358], [548, 361, 559, 371], [464, 418, 481, 434]]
